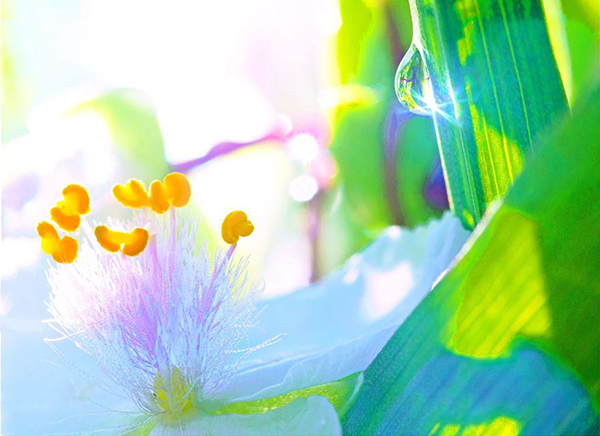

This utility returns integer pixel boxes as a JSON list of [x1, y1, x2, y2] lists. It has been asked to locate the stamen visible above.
[[114, 173, 191, 214], [61, 184, 91, 215], [94, 225, 122, 252], [149, 181, 171, 214], [50, 207, 81, 232], [163, 172, 191, 207], [37, 221, 60, 253], [113, 179, 150, 208], [221, 210, 254, 244], [94, 225, 149, 256], [121, 228, 150, 256], [37, 221, 78, 263], [44, 194, 270, 422], [51, 184, 90, 232]]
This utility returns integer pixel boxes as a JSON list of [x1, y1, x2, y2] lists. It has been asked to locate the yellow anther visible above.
[[94, 225, 122, 253], [113, 179, 150, 208], [164, 172, 191, 208], [51, 184, 90, 232], [121, 228, 150, 256], [50, 206, 81, 232], [37, 221, 60, 253], [37, 221, 78, 264], [94, 225, 149, 257], [113, 173, 191, 214], [149, 180, 170, 214], [61, 184, 91, 215], [221, 210, 254, 245]]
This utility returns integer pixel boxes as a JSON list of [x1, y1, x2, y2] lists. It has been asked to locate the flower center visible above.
[[153, 366, 194, 415]]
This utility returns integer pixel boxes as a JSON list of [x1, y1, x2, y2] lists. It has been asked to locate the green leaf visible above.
[[214, 372, 362, 417], [397, 0, 569, 228], [341, 86, 599, 434], [330, 2, 399, 240], [562, 10, 600, 102], [336, 0, 373, 85]]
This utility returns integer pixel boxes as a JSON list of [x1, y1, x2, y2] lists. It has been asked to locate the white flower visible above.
[[18, 173, 470, 436], [46, 210, 273, 421]]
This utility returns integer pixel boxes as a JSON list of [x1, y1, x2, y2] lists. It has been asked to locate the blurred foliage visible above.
[[69, 89, 169, 181], [326, 0, 445, 268], [342, 84, 599, 435], [560, 0, 600, 102], [396, 116, 442, 223], [336, 0, 374, 84]]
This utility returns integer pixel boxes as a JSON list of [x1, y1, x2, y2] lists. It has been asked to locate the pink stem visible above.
[[171, 132, 288, 174]]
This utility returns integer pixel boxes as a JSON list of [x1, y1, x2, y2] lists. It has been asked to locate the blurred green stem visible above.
[[383, 4, 409, 227]]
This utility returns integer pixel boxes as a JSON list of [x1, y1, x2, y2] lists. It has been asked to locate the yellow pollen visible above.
[[163, 172, 191, 208], [149, 180, 171, 214], [112, 179, 150, 208], [61, 184, 91, 215], [113, 172, 191, 214], [51, 184, 90, 232], [121, 228, 150, 256], [37, 221, 78, 263], [50, 207, 81, 233], [94, 225, 149, 256], [221, 210, 254, 245], [153, 366, 194, 414]]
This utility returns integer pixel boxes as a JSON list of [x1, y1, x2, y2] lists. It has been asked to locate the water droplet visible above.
[[395, 44, 435, 116]]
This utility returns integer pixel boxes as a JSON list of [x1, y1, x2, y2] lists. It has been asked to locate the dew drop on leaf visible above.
[[394, 44, 435, 116]]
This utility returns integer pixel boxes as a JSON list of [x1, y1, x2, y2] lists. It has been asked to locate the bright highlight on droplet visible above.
[[422, 83, 439, 114], [287, 134, 320, 165], [289, 175, 319, 202]]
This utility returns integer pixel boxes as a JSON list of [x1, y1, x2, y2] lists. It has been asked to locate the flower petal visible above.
[[1, 319, 138, 435], [222, 326, 392, 404], [221, 212, 470, 401]]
